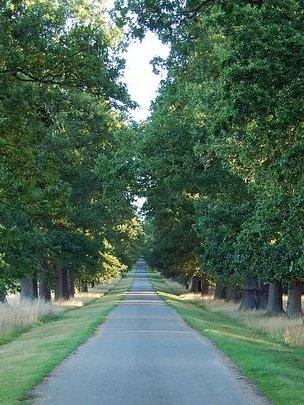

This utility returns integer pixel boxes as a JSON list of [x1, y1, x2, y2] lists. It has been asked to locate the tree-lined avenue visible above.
[[33, 260, 267, 405]]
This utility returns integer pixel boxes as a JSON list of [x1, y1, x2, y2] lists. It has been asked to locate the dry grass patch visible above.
[[159, 274, 304, 346], [0, 300, 59, 343], [55, 277, 120, 309], [202, 298, 304, 345], [0, 277, 122, 344], [55, 293, 102, 308]]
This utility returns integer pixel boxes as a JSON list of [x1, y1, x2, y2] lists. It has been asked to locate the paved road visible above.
[[33, 261, 267, 405]]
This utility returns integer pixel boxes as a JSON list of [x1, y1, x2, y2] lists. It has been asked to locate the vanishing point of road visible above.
[[34, 260, 268, 405]]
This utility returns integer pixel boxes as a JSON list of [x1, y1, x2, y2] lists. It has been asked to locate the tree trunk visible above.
[[39, 280, 52, 301], [62, 268, 70, 299], [54, 265, 63, 300], [213, 280, 226, 299], [201, 280, 209, 295], [54, 266, 70, 300], [38, 263, 52, 301], [266, 281, 284, 316], [20, 278, 38, 300], [239, 278, 269, 311], [257, 283, 269, 310], [68, 272, 75, 298], [189, 275, 201, 293], [39, 280, 51, 301], [239, 276, 260, 310], [286, 281, 303, 318]]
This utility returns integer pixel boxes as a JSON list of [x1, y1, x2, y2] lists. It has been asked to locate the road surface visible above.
[[33, 261, 268, 404]]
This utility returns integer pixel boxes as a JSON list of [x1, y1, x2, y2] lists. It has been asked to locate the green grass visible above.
[[0, 272, 133, 405], [0, 313, 64, 348], [0, 327, 31, 347], [149, 270, 304, 405]]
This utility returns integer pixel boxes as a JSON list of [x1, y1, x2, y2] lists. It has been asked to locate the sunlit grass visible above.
[[55, 277, 121, 308], [149, 270, 304, 405]]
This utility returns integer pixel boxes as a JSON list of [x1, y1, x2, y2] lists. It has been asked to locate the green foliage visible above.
[[0, 0, 142, 293], [118, 0, 304, 286], [136, 80, 203, 280], [2, 0, 304, 294]]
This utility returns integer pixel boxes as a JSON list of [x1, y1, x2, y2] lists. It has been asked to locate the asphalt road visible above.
[[33, 261, 268, 405]]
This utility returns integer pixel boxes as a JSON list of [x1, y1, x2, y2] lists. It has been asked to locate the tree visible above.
[[117, 0, 304, 316], [0, 0, 141, 300], [136, 80, 204, 284]]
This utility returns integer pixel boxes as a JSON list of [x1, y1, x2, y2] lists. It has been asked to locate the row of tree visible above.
[[115, 0, 304, 316], [0, 0, 143, 302]]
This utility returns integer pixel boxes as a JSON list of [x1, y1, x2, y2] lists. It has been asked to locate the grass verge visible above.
[[0, 271, 133, 405], [149, 270, 304, 405], [1, 278, 121, 348]]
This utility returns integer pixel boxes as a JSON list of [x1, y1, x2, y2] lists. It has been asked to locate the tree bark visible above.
[[54, 265, 70, 300], [38, 263, 52, 301], [189, 275, 201, 293], [39, 280, 51, 301], [266, 281, 284, 316], [20, 278, 38, 300], [239, 278, 269, 311], [62, 268, 70, 299], [213, 280, 226, 299], [201, 279, 209, 295], [54, 265, 63, 300], [68, 272, 75, 298], [257, 283, 269, 310], [239, 276, 260, 310], [286, 281, 303, 318]]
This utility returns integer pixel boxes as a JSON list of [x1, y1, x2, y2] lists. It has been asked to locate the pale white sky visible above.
[[123, 33, 169, 213], [124, 32, 170, 121], [104, 1, 169, 121]]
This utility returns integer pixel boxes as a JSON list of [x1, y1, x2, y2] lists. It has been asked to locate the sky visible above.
[[123, 32, 170, 121], [104, 0, 169, 121], [122, 32, 169, 212]]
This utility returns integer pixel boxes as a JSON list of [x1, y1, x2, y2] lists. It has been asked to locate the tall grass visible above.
[[0, 300, 57, 341], [158, 273, 304, 346], [201, 298, 304, 345], [0, 277, 121, 344], [54, 277, 120, 308]]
